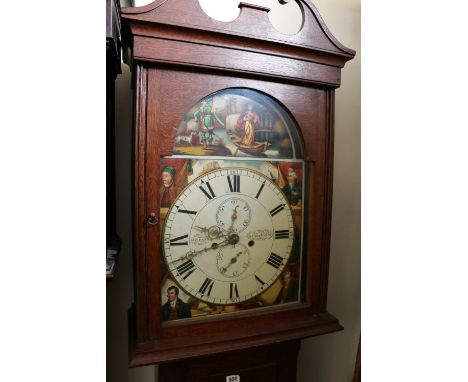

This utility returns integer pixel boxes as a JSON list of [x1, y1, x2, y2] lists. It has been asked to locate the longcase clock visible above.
[[121, 0, 355, 378]]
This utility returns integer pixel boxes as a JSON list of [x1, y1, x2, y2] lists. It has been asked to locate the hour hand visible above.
[[194, 225, 223, 239], [167, 237, 232, 265]]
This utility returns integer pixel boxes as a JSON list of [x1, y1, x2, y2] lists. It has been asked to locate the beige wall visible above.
[[297, 1, 361, 381], [107, 1, 360, 381]]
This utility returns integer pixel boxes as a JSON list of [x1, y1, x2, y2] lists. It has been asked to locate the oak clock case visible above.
[[121, 0, 355, 368]]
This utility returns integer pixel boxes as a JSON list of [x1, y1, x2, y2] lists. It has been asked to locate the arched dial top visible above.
[[163, 167, 294, 305]]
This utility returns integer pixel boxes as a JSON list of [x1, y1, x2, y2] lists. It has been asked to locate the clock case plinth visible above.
[[159, 340, 301, 382], [121, 0, 354, 368]]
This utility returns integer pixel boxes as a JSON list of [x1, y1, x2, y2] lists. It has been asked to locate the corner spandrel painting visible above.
[[173, 88, 302, 159]]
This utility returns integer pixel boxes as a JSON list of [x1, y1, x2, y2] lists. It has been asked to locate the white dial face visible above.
[[163, 167, 294, 305]]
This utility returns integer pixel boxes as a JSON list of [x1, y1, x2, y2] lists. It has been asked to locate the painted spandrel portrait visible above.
[[173, 88, 302, 159]]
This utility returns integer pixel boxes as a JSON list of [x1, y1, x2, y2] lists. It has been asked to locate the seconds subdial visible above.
[[216, 197, 252, 234]]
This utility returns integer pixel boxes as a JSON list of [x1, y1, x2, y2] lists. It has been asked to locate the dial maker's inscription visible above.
[[247, 229, 273, 241]]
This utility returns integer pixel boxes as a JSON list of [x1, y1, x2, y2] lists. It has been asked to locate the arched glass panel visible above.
[[173, 88, 303, 159]]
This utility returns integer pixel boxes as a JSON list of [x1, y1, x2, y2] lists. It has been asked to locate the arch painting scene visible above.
[[173, 88, 302, 159]]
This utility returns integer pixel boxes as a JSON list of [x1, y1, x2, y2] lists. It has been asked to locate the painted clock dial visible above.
[[163, 167, 294, 304]]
